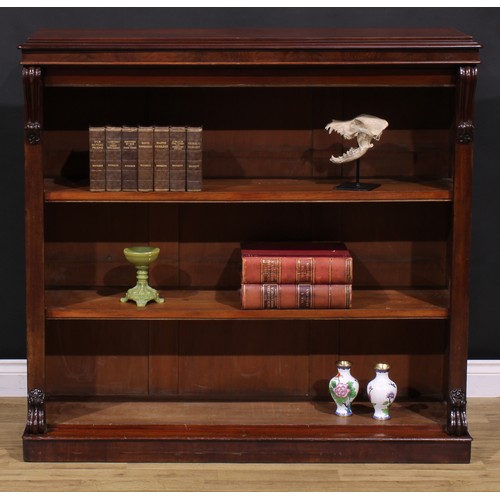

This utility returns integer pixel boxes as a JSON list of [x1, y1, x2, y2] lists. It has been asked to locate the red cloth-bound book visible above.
[[241, 283, 352, 309], [241, 242, 353, 285]]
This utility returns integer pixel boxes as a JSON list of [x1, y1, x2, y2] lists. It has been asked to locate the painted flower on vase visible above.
[[329, 378, 358, 416], [333, 382, 350, 399], [329, 361, 359, 417]]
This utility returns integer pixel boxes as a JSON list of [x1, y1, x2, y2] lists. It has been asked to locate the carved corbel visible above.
[[22, 66, 43, 145], [446, 388, 468, 436], [456, 66, 477, 145], [25, 388, 47, 434]]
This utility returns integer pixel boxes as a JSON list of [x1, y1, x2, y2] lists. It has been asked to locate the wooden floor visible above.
[[1, 397, 499, 491]]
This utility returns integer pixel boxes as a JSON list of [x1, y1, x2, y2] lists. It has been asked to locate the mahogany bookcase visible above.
[[20, 28, 480, 463]]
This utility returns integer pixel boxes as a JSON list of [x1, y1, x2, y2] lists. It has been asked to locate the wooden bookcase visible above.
[[20, 29, 480, 463]]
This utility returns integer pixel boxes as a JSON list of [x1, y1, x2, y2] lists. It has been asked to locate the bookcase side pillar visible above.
[[22, 66, 46, 434], [447, 65, 477, 436]]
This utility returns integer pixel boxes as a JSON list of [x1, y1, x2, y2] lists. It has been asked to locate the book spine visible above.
[[241, 284, 352, 309], [186, 126, 203, 192], [105, 126, 122, 192], [153, 126, 170, 191], [138, 126, 154, 192], [121, 126, 138, 191], [241, 256, 353, 284], [169, 126, 186, 192], [89, 126, 106, 192]]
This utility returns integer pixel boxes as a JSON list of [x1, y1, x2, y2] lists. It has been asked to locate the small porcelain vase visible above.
[[367, 363, 397, 420], [329, 360, 359, 417]]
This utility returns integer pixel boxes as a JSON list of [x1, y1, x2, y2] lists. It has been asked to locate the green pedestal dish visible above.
[[120, 246, 165, 307]]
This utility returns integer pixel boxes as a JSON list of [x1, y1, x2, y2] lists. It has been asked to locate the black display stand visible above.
[[335, 159, 381, 191]]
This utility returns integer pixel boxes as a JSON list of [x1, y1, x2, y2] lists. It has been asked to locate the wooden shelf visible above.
[[23, 400, 471, 463], [42, 399, 444, 426], [44, 177, 453, 203], [45, 288, 449, 320]]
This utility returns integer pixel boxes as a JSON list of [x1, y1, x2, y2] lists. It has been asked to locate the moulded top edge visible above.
[[19, 28, 482, 51]]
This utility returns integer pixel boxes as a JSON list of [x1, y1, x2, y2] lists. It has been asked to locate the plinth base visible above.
[[23, 400, 472, 463]]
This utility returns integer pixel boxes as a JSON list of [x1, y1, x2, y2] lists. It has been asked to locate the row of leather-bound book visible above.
[[89, 125, 203, 192]]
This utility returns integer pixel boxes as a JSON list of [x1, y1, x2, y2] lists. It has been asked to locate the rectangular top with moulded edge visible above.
[[19, 28, 481, 66]]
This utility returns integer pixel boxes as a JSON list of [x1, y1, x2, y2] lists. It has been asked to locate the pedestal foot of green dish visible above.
[[121, 281, 164, 308]]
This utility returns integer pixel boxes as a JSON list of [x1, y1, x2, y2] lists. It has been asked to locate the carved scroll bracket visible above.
[[22, 66, 43, 145], [456, 66, 478, 145], [447, 388, 468, 436], [25, 388, 47, 434]]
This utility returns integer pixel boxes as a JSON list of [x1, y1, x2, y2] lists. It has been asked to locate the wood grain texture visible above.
[[42, 66, 457, 87], [20, 28, 481, 67], [42, 85, 453, 184], [42, 400, 446, 426], [20, 28, 479, 48], [36, 318, 449, 402], [44, 177, 453, 202], [339, 320, 446, 399], [22, 400, 471, 463], [44, 288, 449, 320], [23, 66, 45, 393], [45, 321, 149, 396], [2, 398, 499, 490], [447, 65, 478, 395], [0, 398, 500, 492]]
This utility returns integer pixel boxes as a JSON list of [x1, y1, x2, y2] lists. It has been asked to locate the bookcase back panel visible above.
[[45, 319, 445, 399], [45, 202, 450, 289], [306, 320, 446, 401], [313, 202, 451, 288], [43, 129, 450, 182], [177, 204, 314, 289], [178, 203, 449, 289], [46, 321, 149, 396], [45, 204, 180, 288], [44, 87, 152, 129], [177, 321, 310, 398], [338, 320, 447, 400], [43, 87, 452, 181]]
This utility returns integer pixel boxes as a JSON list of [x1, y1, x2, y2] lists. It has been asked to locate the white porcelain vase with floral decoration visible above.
[[328, 360, 359, 417], [367, 363, 397, 420]]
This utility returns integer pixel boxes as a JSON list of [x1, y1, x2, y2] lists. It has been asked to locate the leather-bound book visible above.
[[169, 126, 187, 192], [186, 126, 203, 192], [105, 126, 122, 191], [153, 126, 170, 191], [241, 242, 353, 284], [121, 126, 138, 191], [241, 283, 352, 309], [138, 126, 154, 192], [89, 126, 105, 192]]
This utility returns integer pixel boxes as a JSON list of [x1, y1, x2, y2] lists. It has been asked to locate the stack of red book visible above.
[[240, 242, 353, 310]]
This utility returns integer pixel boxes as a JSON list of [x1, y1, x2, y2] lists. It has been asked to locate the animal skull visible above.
[[325, 114, 389, 164]]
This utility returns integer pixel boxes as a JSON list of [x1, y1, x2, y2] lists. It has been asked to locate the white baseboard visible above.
[[0, 360, 27, 397], [467, 359, 500, 397], [1, 359, 499, 398]]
